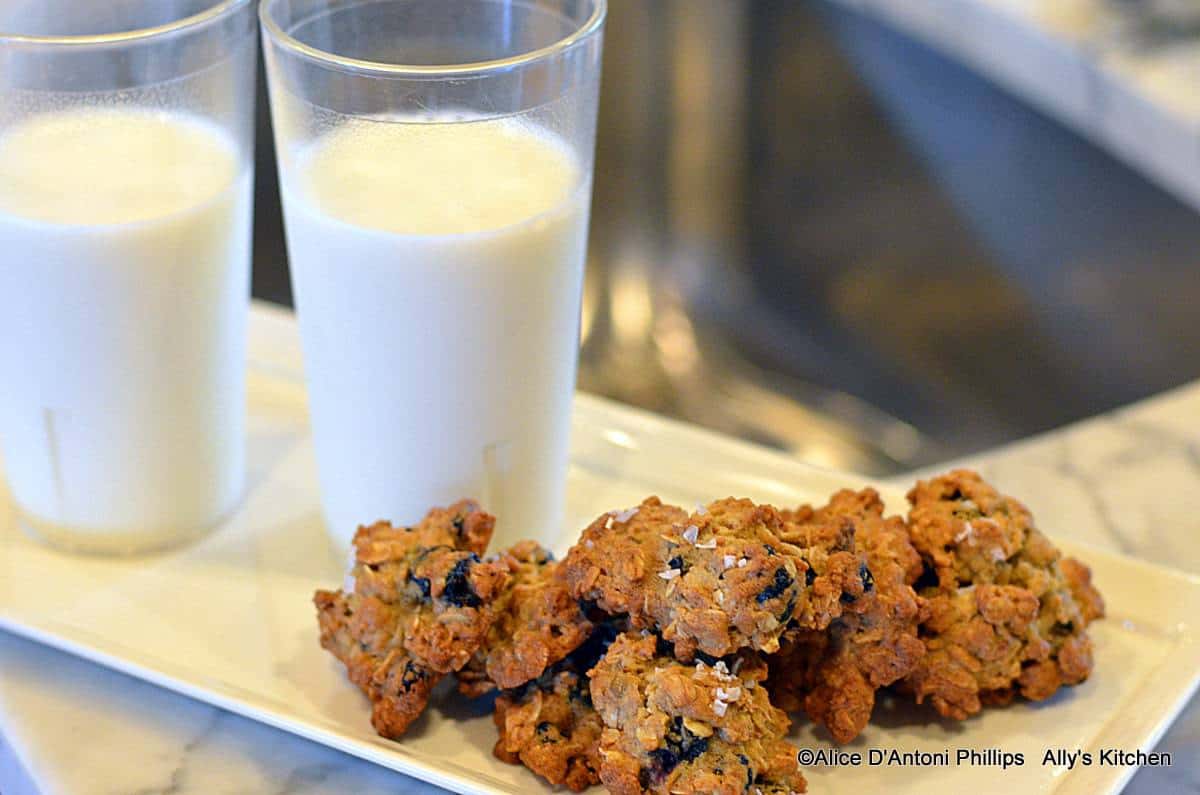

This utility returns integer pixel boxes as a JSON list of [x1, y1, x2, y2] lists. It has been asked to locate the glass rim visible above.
[[260, 0, 607, 77], [0, 0, 253, 46]]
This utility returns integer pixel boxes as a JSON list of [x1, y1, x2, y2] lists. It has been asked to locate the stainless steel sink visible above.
[[250, 0, 1200, 476]]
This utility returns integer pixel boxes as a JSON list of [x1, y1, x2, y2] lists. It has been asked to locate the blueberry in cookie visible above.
[[564, 496, 866, 660], [902, 471, 1104, 719], [458, 540, 595, 696], [589, 631, 806, 795], [314, 500, 509, 737], [770, 488, 926, 743]]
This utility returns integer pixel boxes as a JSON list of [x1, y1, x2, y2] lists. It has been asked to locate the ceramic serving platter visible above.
[[1, 306, 1197, 795]]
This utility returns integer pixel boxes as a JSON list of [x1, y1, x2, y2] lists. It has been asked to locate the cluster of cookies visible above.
[[313, 469, 1104, 794]]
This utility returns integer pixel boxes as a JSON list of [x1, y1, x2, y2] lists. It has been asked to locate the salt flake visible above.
[[612, 506, 640, 523]]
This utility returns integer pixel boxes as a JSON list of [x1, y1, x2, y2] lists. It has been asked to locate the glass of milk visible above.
[[0, 1, 258, 554], [261, 0, 605, 553]]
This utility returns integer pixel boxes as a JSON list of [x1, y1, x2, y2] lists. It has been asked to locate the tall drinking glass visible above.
[[0, 1, 258, 554], [262, 0, 605, 551]]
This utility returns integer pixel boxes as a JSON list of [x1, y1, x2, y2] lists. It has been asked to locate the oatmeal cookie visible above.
[[903, 471, 1105, 719], [776, 495, 877, 628], [491, 622, 622, 791], [902, 583, 1045, 719], [1061, 555, 1105, 625], [590, 632, 806, 795], [458, 540, 593, 697], [314, 501, 509, 737], [769, 489, 926, 743], [563, 496, 863, 660], [906, 468, 1040, 589]]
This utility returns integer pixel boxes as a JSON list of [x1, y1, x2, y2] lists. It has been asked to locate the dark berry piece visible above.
[[860, 562, 874, 593], [407, 573, 431, 600], [400, 660, 427, 690], [778, 595, 797, 624], [647, 747, 679, 778], [442, 555, 482, 607], [646, 716, 709, 780], [756, 567, 794, 604]]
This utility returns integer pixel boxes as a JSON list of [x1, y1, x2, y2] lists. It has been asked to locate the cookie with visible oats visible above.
[[902, 471, 1105, 719], [769, 488, 926, 743], [562, 496, 864, 660], [589, 632, 806, 795], [457, 540, 593, 697], [905, 468, 1040, 589], [314, 500, 509, 738], [491, 621, 622, 791]]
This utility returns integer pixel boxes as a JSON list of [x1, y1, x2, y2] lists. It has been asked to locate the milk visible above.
[[0, 109, 252, 551], [280, 117, 589, 551]]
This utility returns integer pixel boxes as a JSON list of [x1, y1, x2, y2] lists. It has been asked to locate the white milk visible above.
[[280, 117, 589, 551], [0, 108, 252, 552]]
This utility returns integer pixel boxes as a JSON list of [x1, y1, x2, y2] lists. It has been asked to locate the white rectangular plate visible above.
[[2, 350, 1198, 795]]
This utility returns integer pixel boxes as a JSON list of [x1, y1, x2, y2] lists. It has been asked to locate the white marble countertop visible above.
[[2, 306, 1199, 794], [831, 0, 1200, 212]]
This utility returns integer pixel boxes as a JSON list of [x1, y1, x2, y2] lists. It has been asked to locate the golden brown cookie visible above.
[[903, 471, 1105, 719], [1061, 555, 1105, 625], [563, 496, 864, 660], [457, 540, 594, 697], [903, 583, 1043, 719], [491, 622, 622, 791], [314, 501, 509, 737], [769, 489, 926, 743], [906, 468, 1037, 589], [590, 632, 806, 795]]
